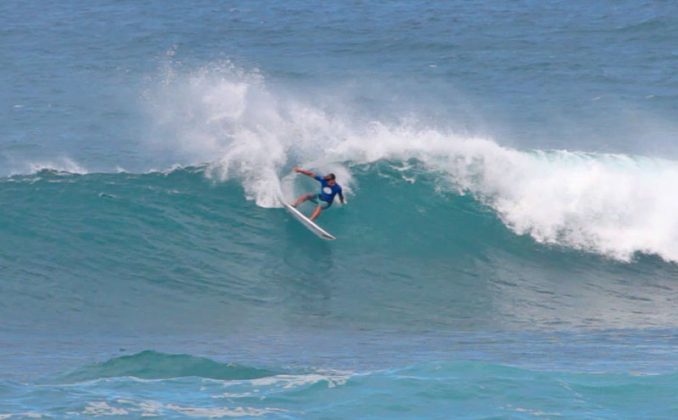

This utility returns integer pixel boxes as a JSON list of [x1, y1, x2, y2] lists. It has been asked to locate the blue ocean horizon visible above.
[[2, 1, 678, 417]]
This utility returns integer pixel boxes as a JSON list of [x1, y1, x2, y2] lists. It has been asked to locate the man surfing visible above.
[[292, 167, 345, 221]]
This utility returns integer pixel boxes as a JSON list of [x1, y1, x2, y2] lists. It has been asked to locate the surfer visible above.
[[292, 167, 345, 221]]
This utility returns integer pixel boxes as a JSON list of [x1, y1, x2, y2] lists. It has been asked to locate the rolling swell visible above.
[[59, 351, 277, 382], [1, 165, 677, 336]]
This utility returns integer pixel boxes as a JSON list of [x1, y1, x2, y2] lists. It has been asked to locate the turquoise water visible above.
[[4, 351, 678, 418], [3, 1, 678, 418]]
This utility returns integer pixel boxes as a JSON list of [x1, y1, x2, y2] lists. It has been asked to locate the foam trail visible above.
[[145, 64, 678, 262]]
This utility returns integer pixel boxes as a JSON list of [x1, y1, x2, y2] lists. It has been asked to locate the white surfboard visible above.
[[281, 200, 336, 240]]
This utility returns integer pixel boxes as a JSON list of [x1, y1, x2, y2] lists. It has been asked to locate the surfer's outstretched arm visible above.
[[338, 191, 345, 205], [294, 167, 316, 178]]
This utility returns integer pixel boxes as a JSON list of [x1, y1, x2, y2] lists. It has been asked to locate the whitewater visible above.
[[3, 0, 678, 418]]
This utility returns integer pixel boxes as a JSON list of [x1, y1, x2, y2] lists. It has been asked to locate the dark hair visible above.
[[325, 173, 336, 180]]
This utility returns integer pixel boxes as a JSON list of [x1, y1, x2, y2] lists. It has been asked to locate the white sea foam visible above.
[[166, 404, 286, 418], [80, 398, 286, 418], [146, 63, 678, 262], [247, 372, 351, 389], [83, 401, 129, 416]]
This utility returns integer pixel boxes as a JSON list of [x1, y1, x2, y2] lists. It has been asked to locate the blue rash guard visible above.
[[313, 175, 343, 208]]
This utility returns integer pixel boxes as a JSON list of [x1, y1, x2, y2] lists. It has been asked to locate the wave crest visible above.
[[144, 62, 678, 262], [59, 350, 277, 382]]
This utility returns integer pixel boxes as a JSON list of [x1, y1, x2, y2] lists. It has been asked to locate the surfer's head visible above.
[[324, 173, 336, 186]]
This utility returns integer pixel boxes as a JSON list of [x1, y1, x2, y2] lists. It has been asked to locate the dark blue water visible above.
[[2, 1, 678, 417]]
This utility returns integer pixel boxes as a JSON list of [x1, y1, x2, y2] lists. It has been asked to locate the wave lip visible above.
[[59, 350, 277, 383], [5, 157, 89, 177]]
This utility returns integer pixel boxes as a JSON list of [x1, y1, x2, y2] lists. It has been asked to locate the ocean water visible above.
[[2, 0, 678, 418]]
